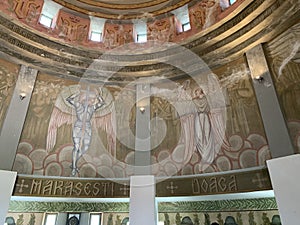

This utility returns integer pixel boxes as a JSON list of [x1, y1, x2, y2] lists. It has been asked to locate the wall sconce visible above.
[[254, 75, 264, 83], [19, 92, 26, 100], [139, 107, 145, 113]]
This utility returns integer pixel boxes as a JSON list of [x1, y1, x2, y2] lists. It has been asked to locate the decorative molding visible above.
[[8, 201, 129, 212], [158, 198, 277, 212], [8, 197, 277, 212], [13, 168, 271, 198], [0, 0, 299, 82], [51, 0, 193, 20]]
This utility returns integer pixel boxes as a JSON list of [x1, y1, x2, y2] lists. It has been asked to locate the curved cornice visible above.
[[13, 167, 271, 198], [0, 0, 299, 83], [9, 197, 277, 212], [52, 0, 194, 19]]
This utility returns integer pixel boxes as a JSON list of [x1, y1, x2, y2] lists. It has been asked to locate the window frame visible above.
[[90, 31, 103, 42], [229, 0, 237, 5], [182, 22, 191, 32], [89, 212, 103, 225], [136, 33, 147, 43], [39, 14, 53, 28], [43, 213, 58, 225]]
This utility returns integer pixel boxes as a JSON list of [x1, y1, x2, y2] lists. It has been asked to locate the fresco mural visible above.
[[46, 84, 115, 176], [264, 22, 300, 153], [5, 213, 43, 225], [13, 55, 271, 178], [0, 58, 19, 131], [157, 211, 282, 225], [6, 197, 281, 224], [5, 210, 282, 225], [1, 0, 230, 49]]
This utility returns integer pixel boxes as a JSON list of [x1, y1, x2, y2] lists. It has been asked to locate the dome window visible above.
[[39, 0, 62, 28], [229, 0, 237, 5], [134, 21, 147, 43], [172, 5, 191, 33], [89, 17, 106, 42]]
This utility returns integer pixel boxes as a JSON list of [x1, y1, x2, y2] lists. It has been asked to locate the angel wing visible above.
[[209, 109, 231, 151], [46, 86, 77, 152], [92, 87, 116, 157], [46, 85, 116, 153]]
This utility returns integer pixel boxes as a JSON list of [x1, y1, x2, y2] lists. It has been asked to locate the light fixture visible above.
[[254, 75, 264, 83], [139, 107, 145, 113], [19, 92, 26, 100]]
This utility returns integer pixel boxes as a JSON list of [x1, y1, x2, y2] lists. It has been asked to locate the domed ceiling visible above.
[[53, 0, 193, 19], [0, 0, 299, 83]]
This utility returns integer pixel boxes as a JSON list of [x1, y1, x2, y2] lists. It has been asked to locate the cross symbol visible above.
[[166, 182, 178, 194], [252, 173, 269, 188], [16, 179, 29, 193], [120, 183, 130, 196]]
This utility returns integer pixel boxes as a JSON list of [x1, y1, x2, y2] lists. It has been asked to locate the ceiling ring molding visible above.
[[13, 168, 271, 198], [0, 0, 299, 83], [71, 0, 171, 10], [52, 0, 193, 19]]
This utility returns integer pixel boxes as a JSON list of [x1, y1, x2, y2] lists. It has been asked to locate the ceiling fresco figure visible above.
[[66, 87, 105, 176], [176, 80, 229, 164], [46, 84, 116, 176], [152, 78, 229, 166], [193, 87, 216, 164]]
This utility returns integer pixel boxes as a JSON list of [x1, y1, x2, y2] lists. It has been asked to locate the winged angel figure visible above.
[[46, 85, 116, 176], [152, 80, 230, 165]]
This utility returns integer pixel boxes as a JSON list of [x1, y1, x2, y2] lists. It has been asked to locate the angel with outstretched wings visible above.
[[192, 86, 230, 164], [46, 85, 115, 176]]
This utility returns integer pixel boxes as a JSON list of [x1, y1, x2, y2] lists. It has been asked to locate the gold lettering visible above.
[[218, 177, 227, 192], [30, 180, 42, 194], [84, 183, 91, 195], [228, 175, 237, 191], [42, 180, 53, 195], [93, 182, 100, 196], [192, 179, 200, 194], [102, 183, 109, 196], [64, 182, 74, 196], [53, 181, 64, 195], [201, 179, 209, 193], [73, 182, 83, 196], [209, 177, 218, 193]]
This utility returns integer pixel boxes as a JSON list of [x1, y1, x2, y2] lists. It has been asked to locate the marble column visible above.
[[0, 170, 17, 225], [129, 83, 157, 225], [267, 155, 300, 225], [134, 83, 151, 175], [0, 65, 37, 170], [246, 44, 294, 158]]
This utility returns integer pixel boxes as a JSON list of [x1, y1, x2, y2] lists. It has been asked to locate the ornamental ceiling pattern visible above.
[[0, 0, 300, 82], [52, 0, 194, 19]]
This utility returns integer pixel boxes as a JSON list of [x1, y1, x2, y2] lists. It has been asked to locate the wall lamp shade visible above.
[[139, 107, 145, 113], [19, 92, 26, 100], [254, 75, 264, 83]]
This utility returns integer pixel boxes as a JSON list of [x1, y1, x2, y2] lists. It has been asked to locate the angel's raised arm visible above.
[[66, 92, 80, 105], [94, 94, 105, 110]]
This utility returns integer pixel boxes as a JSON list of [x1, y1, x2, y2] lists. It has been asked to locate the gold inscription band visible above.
[[13, 168, 271, 198]]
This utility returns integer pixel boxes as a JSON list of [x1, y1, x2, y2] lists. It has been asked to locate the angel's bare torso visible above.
[[67, 91, 105, 176]]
